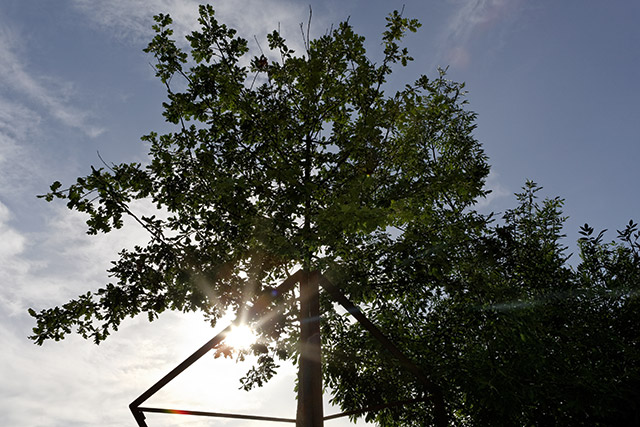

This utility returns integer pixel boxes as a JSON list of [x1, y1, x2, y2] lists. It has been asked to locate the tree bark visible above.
[[296, 270, 323, 426]]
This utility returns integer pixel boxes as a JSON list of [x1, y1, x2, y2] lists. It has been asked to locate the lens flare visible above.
[[225, 324, 256, 350]]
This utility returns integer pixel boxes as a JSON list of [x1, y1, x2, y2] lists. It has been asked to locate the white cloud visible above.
[[0, 98, 43, 197], [446, 0, 503, 43], [0, 24, 104, 138], [436, 0, 525, 69], [475, 169, 511, 211], [12, 205, 154, 312], [0, 97, 41, 143], [70, 0, 199, 42], [0, 202, 32, 316], [70, 0, 320, 56]]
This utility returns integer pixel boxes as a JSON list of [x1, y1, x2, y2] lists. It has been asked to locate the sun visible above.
[[225, 324, 257, 350]]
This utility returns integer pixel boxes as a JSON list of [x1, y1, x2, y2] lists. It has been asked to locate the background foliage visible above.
[[325, 181, 640, 425]]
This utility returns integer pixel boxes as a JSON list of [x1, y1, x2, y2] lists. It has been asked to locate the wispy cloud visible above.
[[0, 98, 43, 196], [436, 0, 525, 69], [0, 202, 29, 316], [70, 0, 320, 55], [475, 169, 511, 211], [0, 24, 104, 138]]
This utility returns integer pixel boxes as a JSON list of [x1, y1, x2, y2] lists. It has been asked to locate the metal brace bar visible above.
[[129, 271, 303, 426], [138, 406, 296, 423]]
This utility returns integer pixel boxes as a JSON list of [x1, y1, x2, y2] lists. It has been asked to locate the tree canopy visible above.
[[31, 5, 487, 344], [29, 5, 640, 426]]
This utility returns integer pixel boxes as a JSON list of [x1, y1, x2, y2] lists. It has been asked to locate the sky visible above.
[[1, 0, 639, 426]]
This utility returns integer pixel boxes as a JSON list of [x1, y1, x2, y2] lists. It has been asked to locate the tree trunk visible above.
[[296, 270, 323, 426]]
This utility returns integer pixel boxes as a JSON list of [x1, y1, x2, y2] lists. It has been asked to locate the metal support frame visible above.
[[129, 270, 446, 426]]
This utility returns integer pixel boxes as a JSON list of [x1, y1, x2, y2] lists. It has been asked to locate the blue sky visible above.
[[1, 1, 639, 426]]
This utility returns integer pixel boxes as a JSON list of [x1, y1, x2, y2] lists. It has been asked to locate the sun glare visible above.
[[225, 324, 257, 350]]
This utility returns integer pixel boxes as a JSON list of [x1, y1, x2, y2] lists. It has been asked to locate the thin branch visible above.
[[96, 151, 115, 172]]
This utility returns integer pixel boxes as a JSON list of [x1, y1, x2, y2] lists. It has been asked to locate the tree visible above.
[[30, 5, 489, 426], [325, 181, 640, 425]]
